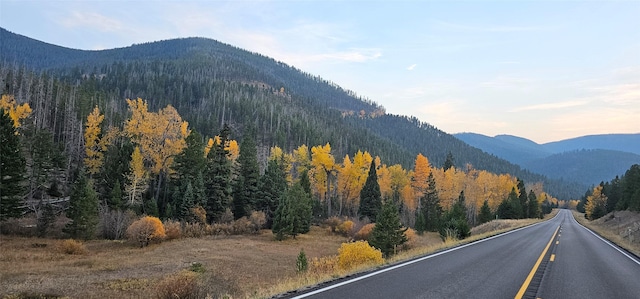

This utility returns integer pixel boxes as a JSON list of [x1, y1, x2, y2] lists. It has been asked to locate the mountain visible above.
[[523, 150, 640, 185], [454, 133, 551, 165], [454, 132, 640, 187], [0, 28, 584, 199], [543, 134, 640, 156]]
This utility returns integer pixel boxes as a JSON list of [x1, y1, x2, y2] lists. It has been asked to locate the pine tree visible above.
[[0, 109, 26, 221], [420, 172, 443, 232], [369, 200, 407, 257], [205, 125, 232, 222], [517, 179, 528, 218], [527, 190, 540, 219], [443, 152, 455, 171], [257, 158, 288, 228], [64, 171, 99, 240], [108, 179, 123, 210], [478, 200, 493, 224], [272, 182, 312, 240], [439, 191, 470, 240], [359, 160, 382, 222], [232, 130, 260, 219], [497, 188, 521, 219]]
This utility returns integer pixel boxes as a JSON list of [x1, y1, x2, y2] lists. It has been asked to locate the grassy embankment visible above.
[[0, 211, 558, 299], [571, 210, 640, 257]]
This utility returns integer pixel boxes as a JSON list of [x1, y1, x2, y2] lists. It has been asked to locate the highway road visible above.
[[288, 209, 640, 299]]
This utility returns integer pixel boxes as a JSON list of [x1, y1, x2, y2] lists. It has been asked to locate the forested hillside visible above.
[[0, 27, 581, 203]]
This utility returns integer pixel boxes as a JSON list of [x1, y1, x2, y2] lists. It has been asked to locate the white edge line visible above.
[[571, 212, 640, 266], [291, 212, 561, 299]]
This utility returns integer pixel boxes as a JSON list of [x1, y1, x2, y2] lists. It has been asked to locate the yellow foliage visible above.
[[354, 223, 375, 240], [311, 143, 335, 202], [124, 98, 189, 176], [310, 256, 339, 275], [0, 94, 32, 128], [336, 220, 354, 236], [126, 146, 148, 206], [411, 154, 431, 198], [84, 106, 105, 175], [337, 241, 384, 270], [585, 185, 607, 220], [402, 228, 417, 250], [58, 239, 87, 255], [126, 216, 166, 247], [155, 270, 199, 299]]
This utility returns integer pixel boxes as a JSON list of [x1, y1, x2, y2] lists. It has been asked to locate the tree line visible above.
[[579, 164, 640, 220]]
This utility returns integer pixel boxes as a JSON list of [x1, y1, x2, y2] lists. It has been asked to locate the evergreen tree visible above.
[[108, 179, 123, 210], [414, 210, 427, 234], [478, 200, 493, 224], [439, 191, 470, 240], [172, 130, 206, 219], [517, 179, 528, 218], [36, 201, 55, 237], [205, 125, 232, 222], [180, 181, 195, 221], [419, 172, 443, 232], [64, 171, 99, 240], [369, 200, 407, 257], [257, 158, 288, 228], [0, 109, 26, 221], [299, 169, 311, 196], [232, 129, 260, 219], [497, 188, 521, 219], [443, 152, 455, 171], [358, 160, 382, 222], [527, 190, 540, 219], [272, 182, 312, 240]]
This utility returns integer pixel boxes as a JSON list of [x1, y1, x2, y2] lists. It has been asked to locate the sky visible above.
[[1, 0, 639, 143]]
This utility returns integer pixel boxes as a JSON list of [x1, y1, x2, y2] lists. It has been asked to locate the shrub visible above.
[[219, 208, 234, 224], [59, 239, 86, 255], [310, 256, 339, 275], [354, 223, 375, 241], [210, 223, 232, 236], [249, 211, 266, 232], [99, 208, 135, 240], [337, 241, 383, 270], [336, 220, 354, 236], [155, 270, 200, 299], [163, 219, 182, 240], [182, 222, 207, 238], [325, 217, 342, 233], [126, 216, 166, 247], [191, 206, 207, 225], [232, 217, 252, 235], [402, 228, 418, 250]]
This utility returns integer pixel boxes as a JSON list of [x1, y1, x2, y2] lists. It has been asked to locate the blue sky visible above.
[[1, 0, 639, 143]]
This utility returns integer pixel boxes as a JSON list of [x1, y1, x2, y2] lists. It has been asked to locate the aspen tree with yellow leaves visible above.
[[311, 143, 336, 216], [123, 98, 189, 212], [0, 95, 32, 129], [83, 107, 105, 175], [585, 185, 607, 220], [126, 146, 148, 207]]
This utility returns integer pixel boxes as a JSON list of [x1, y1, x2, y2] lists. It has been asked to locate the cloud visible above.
[[406, 64, 417, 71], [510, 100, 589, 112], [60, 11, 123, 32]]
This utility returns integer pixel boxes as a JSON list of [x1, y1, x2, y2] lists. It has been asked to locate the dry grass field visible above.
[[0, 213, 555, 299]]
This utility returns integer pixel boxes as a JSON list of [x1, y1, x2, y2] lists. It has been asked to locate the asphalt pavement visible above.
[[287, 209, 640, 299]]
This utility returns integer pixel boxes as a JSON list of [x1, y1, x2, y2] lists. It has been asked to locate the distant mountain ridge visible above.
[[454, 132, 640, 186]]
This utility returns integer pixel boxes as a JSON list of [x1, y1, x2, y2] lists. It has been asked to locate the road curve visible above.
[[287, 210, 640, 299]]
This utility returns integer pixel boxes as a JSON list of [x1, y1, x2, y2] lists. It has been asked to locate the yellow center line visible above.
[[514, 226, 560, 299]]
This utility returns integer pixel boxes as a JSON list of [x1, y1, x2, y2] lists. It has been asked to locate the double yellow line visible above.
[[514, 226, 560, 299]]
